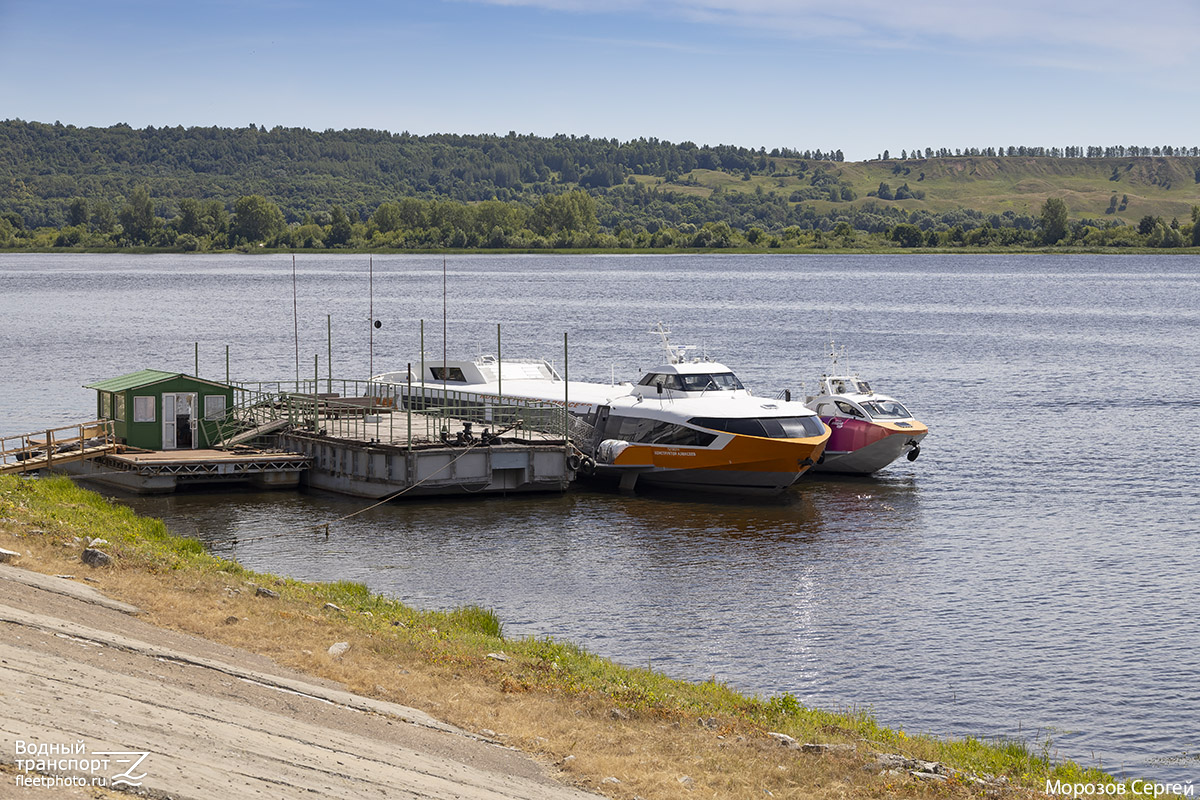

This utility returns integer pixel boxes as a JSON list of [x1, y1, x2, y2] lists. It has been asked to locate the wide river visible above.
[[2, 253, 1197, 783]]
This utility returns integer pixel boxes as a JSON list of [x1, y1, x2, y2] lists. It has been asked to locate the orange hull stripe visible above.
[[613, 432, 829, 473]]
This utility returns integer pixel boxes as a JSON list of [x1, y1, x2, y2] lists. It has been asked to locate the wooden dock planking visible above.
[[111, 448, 309, 466]]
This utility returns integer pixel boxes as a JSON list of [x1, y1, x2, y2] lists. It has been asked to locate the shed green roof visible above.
[[84, 370, 230, 392]]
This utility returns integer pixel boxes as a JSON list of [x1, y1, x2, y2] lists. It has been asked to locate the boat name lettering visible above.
[[655, 450, 696, 456]]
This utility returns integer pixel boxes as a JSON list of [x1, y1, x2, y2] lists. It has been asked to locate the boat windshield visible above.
[[689, 416, 827, 438], [860, 399, 912, 420], [639, 372, 743, 391]]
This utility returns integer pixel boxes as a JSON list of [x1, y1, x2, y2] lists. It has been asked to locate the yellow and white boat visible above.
[[372, 329, 829, 496]]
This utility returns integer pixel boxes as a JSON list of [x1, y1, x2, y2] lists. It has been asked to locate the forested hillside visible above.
[[2, 120, 1198, 250]]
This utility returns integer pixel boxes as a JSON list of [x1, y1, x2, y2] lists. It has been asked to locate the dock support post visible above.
[[327, 314, 333, 395], [313, 354, 319, 433], [194, 342, 199, 376], [225, 345, 230, 385], [406, 363, 412, 452]]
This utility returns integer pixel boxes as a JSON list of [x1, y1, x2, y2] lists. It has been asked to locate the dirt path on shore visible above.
[[0, 564, 598, 800]]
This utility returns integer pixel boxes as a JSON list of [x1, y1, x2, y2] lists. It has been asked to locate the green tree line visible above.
[[878, 145, 1200, 160], [0, 119, 811, 227], [6, 187, 1198, 252]]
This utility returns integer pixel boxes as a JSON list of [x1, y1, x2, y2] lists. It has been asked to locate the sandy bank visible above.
[[0, 564, 596, 799]]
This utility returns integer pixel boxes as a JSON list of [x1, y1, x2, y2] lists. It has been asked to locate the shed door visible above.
[[162, 393, 198, 450], [162, 394, 176, 449]]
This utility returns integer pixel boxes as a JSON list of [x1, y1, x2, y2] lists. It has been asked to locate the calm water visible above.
[[2, 253, 1197, 782]]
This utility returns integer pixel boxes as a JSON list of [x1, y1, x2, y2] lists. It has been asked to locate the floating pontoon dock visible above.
[[8, 374, 577, 499], [61, 448, 311, 494], [231, 383, 576, 498]]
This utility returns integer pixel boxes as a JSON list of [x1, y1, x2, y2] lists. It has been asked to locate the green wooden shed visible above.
[[85, 370, 234, 451]]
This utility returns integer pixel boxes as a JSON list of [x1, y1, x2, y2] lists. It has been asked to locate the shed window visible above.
[[113, 394, 126, 421], [133, 396, 156, 423], [204, 394, 227, 420], [100, 392, 113, 419]]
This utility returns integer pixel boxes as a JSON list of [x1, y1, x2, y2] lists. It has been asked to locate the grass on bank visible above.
[[1, 474, 1118, 799]]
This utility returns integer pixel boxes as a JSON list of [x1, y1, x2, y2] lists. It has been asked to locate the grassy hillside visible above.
[[658, 155, 1200, 226], [2, 121, 1198, 250]]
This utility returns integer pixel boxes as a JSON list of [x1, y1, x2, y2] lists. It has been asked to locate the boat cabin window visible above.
[[860, 399, 912, 420], [638, 372, 684, 391], [637, 372, 743, 391], [834, 401, 866, 418], [429, 366, 467, 382], [604, 416, 718, 447], [689, 416, 826, 439]]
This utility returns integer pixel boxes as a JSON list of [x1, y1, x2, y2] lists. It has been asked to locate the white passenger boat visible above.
[[804, 366, 928, 475], [372, 329, 829, 495]]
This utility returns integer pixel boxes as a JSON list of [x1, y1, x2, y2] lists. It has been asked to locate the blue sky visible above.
[[2, 0, 1197, 161]]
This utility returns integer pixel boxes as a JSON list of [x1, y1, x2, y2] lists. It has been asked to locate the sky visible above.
[[1, 0, 1198, 161]]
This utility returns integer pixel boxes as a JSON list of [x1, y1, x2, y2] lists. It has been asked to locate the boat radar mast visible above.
[[824, 337, 850, 375], [651, 322, 709, 365]]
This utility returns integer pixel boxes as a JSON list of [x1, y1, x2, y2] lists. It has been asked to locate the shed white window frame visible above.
[[204, 394, 227, 420], [113, 394, 126, 421], [133, 395, 156, 423]]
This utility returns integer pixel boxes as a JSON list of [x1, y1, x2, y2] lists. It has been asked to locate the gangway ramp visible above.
[[0, 421, 118, 475], [217, 417, 291, 448]]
